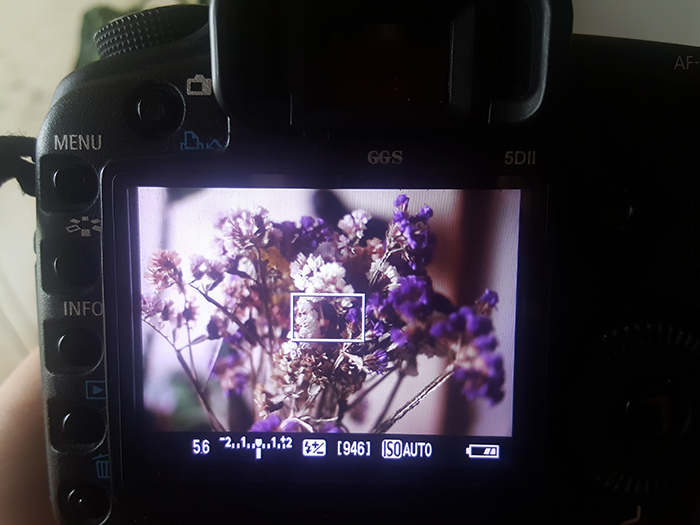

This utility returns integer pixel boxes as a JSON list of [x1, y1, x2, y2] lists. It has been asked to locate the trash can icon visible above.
[[93, 454, 110, 479]]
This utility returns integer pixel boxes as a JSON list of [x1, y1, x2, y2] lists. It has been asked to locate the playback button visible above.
[[62, 407, 105, 445]]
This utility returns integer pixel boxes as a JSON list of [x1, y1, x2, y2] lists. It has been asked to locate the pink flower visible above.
[[145, 249, 182, 292]]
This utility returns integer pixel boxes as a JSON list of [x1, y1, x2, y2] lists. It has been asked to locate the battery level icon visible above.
[[466, 444, 500, 459]]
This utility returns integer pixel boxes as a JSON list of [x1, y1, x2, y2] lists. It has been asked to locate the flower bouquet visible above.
[[141, 192, 506, 434]]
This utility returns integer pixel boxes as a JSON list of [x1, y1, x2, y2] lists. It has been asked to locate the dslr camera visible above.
[[33, 1, 700, 523]]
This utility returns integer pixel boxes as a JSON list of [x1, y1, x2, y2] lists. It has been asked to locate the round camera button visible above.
[[139, 91, 168, 121], [53, 165, 98, 204], [53, 249, 99, 288], [67, 484, 111, 520], [62, 408, 105, 444], [58, 328, 102, 368], [135, 87, 184, 137]]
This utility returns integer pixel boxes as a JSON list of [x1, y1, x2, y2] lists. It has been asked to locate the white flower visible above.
[[338, 209, 371, 242], [367, 259, 400, 290], [294, 297, 320, 339], [291, 254, 354, 294], [219, 206, 274, 255], [281, 341, 301, 360]]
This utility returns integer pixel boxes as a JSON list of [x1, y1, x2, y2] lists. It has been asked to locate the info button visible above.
[[58, 328, 102, 368]]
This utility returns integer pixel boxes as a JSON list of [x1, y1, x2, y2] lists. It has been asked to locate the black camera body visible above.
[[34, 1, 700, 523]]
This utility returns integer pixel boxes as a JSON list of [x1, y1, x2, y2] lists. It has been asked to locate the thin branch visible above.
[[204, 340, 226, 391], [185, 320, 198, 383], [345, 365, 399, 412], [190, 285, 262, 346], [255, 247, 276, 355], [143, 318, 227, 431], [368, 247, 402, 289], [372, 365, 455, 434], [372, 369, 406, 430]]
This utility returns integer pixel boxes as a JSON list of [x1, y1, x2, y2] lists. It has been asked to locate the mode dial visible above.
[[94, 5, 209, 59]]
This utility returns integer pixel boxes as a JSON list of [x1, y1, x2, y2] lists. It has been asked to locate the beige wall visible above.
[[573, 0, 700, 46], [0, 1, 699, 383]]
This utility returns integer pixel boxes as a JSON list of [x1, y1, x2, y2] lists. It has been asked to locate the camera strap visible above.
[[0, 136, 36, 197]]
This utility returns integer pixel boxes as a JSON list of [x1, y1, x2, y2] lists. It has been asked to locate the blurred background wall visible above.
[[0, 0, 699, 384]]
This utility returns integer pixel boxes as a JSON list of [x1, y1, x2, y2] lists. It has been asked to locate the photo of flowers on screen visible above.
[[138, 188, 520, 436]]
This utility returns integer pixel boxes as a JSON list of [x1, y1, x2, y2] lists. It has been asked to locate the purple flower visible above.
[[387, 275, 431, 321], [365, 293, 390, 337], [366, 318, 386, 338], [480, 289, 499, 308], [430, 306, 492, 340], [387, 195, 435, 271], [224, 330, 245, 347], [430, 310, 464, 338], [416, 205, 433, 222], [394, 194, 410, 208], [472, 334, 498, 353], [278, 216, 334, 261], [250, 414, 281, 432], [393, 209, 407, 223], [465, 308, 493, 337], [366, 292, 384, 311], [482, 353, 505, 404], [211, 352, 249, 395], [300, 216, 315, 230], [345, 308, 358, 324], [453, 353, 505, 405], [390, 328, 409, 347], [364, 349, 389, 374]]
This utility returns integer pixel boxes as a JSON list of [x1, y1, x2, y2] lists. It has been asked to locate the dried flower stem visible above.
[[185, 321, 198, 383], [372, 364, 455, 434], [372, 369, 407, 430], [368, 247, 402, 289], [254, 248, 276, 352], [190, 285, 261, 346], [203, 341, 225, 391], [345, 365, 399, 413], [143, 319, 227, 431]]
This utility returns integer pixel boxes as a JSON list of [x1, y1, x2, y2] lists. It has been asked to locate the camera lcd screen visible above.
[[126, 186, 522, 474]]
